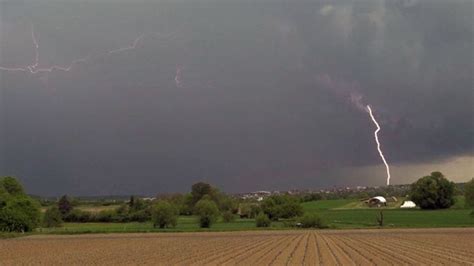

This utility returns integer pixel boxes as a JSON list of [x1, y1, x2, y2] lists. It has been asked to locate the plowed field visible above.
[[1, 228, 473, 265]]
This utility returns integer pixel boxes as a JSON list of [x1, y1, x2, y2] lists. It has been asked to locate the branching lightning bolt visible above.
[[367, 105, 391, 186], [0, 25, 86, 73], [108, 34, 145, 54], [0, 25, 176, 76]]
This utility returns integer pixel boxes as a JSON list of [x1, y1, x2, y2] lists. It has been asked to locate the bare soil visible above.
[[1, 228, 473, 265]]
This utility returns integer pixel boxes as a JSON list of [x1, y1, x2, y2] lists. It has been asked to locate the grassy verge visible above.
[[0, 232, 34, 239], [37, 216, 287, 234]]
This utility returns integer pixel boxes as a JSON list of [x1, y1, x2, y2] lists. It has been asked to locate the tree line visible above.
[[43, 182, 308, 229], [1, 172, 473, 233]]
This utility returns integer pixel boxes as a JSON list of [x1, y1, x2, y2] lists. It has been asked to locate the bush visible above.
[[195, 199, 220, 228], [129, 196, 148, 212], [464, 178, 474, 208], [410, 172, 455, 209], [0, 196, 41, 232], [93, 210, 116, 222], [43, 207, 63, 228], [301, 193, 323, 202], [298, 214, 327, 228], [0, 177, 24, 196], [217, 195, 238, 213], [238, 203, 260, 218], [63, 206, 151, 223], [0, 177, 41, 232], [111, 203, 149, 222], [222, 211, 235, 223], [255, 213, 271, 227], [0, 207, 33, 232], [261, 195, 304, 220], [279, 201, 304, 219], [260, 197, 277, 220], [63, 209, 93, 223], [129, 210, 150, 222], [180, 194, 194, 215], [249, 205, 261, 218], [151, 201, 178, 228], [191, 182, 216, 206], [115, 204, 129, 215]]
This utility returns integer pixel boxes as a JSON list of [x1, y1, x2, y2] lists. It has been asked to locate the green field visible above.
[[302, 197, 473, 228], [34, 198, 473, 234], [38, 216, 287, 234], [315, 208, 472, 228], [301, 199, 355, 211]]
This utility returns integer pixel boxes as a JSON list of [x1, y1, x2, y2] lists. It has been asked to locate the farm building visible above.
[[400, 200, 416, 208], [366, 196, 387, 207]]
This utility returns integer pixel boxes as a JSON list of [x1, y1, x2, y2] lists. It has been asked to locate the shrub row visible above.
[[61, 209, 150, 223]]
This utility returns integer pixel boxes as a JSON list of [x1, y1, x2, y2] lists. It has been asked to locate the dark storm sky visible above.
[[1, 0, 472, 196]]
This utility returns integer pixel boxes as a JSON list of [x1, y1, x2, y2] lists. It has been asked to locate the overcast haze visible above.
[[1, 0, 473, 196]]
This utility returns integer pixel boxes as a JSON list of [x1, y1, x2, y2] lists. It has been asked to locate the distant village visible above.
[[235, 184, 413, 201], [47, 183, 467, 210], [54, 184, 412, 202], [234, 184, 418, 208]]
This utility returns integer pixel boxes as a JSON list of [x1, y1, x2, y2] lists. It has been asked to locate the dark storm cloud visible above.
[[1, 0, 472, 195]]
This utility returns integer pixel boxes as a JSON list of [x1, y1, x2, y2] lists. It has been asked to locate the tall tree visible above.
[[43, 206, 63, 228], [410, 172, 455, 209], [191, 182, 215, 205], [151, 201, 178, 228], [0, 176, 41, 232], [58, 195, 73, 216], [194, 199, 220, 228], [0, 176, 24, 196]]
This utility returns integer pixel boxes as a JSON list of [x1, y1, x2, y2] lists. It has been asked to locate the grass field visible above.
[[38, 216, 287, 234], [316, 208, 473, 228], [302, 197, 473, 228], [34, 198, 473, 235]]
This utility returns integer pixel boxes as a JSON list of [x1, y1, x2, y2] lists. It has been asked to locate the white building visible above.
[[400, 200, 416, 208], [367, 196, 387, 207]]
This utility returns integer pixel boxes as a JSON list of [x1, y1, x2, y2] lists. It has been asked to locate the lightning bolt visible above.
[[0, 25, 176, 76], [317, 74, 393, 185], [30, 24, 39, 70], [175, 65, 183, 88], [108, 34, 145, 54], [0, 25, 85, 73], [367, 105, 391, 186]]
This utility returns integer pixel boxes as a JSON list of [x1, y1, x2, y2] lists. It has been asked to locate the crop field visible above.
[[1, 228, 473, 265]]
